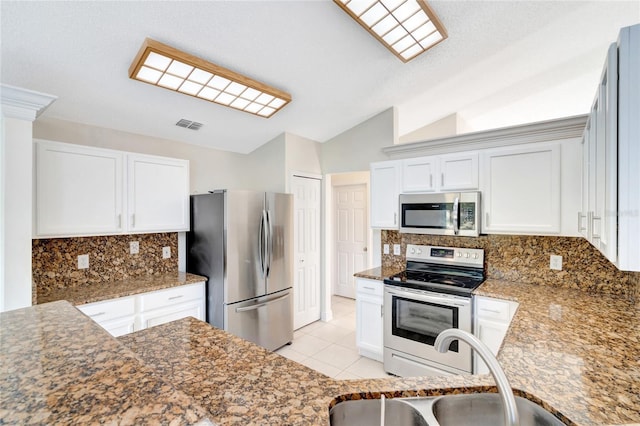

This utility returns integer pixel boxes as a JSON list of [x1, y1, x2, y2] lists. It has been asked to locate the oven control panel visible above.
[[406, 244, 484, 266]]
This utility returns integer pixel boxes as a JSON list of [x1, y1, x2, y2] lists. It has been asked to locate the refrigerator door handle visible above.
[[266, 210, 273, 277], [235, 293, 290, 312], [259, 209, 268, 279]]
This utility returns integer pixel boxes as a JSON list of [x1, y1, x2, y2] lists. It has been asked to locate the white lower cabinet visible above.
[[138, 283, 205, 329], [77, 296, 136, 337], [474, 296, 518, 375], [77, 282, 205, 337], [355, 278, 383, 362]]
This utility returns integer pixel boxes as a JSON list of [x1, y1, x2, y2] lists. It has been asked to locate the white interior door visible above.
[[334, 184, 368, 299], [291, 176, 321, 330]]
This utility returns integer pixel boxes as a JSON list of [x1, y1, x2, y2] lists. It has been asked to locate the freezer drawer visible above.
[[225, 288, 293, 351]]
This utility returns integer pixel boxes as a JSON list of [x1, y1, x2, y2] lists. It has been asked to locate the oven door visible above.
[[384, 286, 472, 373]]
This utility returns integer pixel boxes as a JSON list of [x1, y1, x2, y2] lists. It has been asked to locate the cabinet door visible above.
[[439, 152, 479, 191], [591, 43, 618, 263], [77, 295, 136, 337], [578, 128, 590, 239], [35, 140, 124, 237], [482, 144, 560, 234], [139, 299, 205, 329], [474, 318, 508, 375], [370, 161, 401, 229], [127, 154, 189, 232], [402, 156, 436, 192], [356, 293, 383, 361]]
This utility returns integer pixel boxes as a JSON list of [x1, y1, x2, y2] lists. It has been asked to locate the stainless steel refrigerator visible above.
[[187, 190, 293, 351]]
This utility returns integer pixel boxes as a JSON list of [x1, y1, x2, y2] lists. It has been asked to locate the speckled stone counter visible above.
[[37, 271, 207, 305], [120, 279, 640, 426], [0, 301, 212, 425], [353, 266, 402, 281]]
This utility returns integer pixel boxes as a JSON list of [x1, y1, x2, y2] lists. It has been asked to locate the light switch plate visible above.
[[130, 241, 139, 255], [383, 244, 390, 255], [162, 246, 171, 259], [78, 254, 89, 269], [393, 244, 401, 256], [550, 255, 563, 270]]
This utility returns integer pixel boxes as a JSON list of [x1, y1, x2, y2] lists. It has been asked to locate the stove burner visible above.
[[385, 263, 485, 296]]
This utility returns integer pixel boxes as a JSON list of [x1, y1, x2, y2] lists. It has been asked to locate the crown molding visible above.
[[1, 84, 57, 122], [383, 114, 588, 159]]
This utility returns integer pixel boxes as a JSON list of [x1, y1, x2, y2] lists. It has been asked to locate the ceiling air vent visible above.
[[175, 119, 203, 130]]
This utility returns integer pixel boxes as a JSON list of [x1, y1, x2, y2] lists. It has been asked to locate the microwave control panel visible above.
[[459, 203, 476, 230]]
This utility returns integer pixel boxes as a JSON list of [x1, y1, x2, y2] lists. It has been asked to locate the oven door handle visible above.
[[452, 196, 459, 235], [385, 288, 469, 307]]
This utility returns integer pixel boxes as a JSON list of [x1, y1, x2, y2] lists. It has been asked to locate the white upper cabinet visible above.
[[34, 140, 190, 238], [401, 152, 479, 193], [439, 152, 479, 191], [35, 141, 124, 237], [127, 154, 189, 233], [580, 24, 640, 271], [482, 143, 561, 235], [370, 160, 401, 229], [402, 156, 437, 192]]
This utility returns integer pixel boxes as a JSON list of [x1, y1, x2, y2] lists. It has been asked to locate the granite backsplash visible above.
[[32, 233, 178, 303], [381, 230, 639, 301]]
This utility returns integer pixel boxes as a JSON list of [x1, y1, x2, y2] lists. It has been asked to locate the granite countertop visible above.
[[353, 266, 402, 281], [36, 271, 207, 305], [4, 278, 639, 425], [0, 301, 213, 425]]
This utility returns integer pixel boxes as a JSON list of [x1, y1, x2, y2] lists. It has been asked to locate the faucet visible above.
[[434, 329, 520, 426]]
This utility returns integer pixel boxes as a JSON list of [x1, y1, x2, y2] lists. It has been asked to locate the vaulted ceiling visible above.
[[2, 1, 638, 153]]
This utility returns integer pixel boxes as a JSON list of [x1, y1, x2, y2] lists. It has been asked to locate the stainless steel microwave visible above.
[[399, 192, 481, 237]]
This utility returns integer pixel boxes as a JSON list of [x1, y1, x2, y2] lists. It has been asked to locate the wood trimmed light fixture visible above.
[[129, 38, 291, 118], [334, 0, 447, 62]]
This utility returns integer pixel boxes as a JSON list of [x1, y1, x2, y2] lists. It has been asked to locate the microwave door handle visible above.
[[452, 196, 459, 235]]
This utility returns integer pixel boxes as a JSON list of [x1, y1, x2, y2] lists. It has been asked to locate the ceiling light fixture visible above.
[[334, 0, 447, 62], [129, 38, 291, 118]]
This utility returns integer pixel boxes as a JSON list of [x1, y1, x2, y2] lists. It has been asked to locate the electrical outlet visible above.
[[162, 246, 171, 259], [393, 244, 401, 256], [550, 255, 563, 271], [383, 244, 390, 255], [77, 254, 89, 269], [130, 241, 139, 255]]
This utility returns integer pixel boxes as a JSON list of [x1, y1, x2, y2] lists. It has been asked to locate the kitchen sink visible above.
[[329, 398, 429, 426], [329, 393, 565, 426], [427, 393, 565, 426]]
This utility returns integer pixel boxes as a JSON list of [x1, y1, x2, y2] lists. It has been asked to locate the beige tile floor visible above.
[[276, 295, 391, 380]]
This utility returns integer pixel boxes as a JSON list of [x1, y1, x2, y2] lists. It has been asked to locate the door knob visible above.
[[363, 247, 368, 252]]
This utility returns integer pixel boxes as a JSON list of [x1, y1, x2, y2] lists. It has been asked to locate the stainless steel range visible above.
[[383, 244, 485, 377]]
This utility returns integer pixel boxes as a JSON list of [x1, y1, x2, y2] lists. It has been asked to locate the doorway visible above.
[[291, 175, 322, 330], [333, 183, 368, 299]]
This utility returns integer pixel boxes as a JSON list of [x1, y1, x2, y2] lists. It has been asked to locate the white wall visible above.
[[33, 118, 251, 194], [285, 132, 322, 181], [321, 108, 395, 174], [243, 132, 286, 192], [1, 116, 34, 311]]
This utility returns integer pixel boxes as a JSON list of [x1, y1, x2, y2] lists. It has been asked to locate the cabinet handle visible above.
[[168, 295, 184, 300], [441, 173, 444, 187], [485, 212, 490, 227], [363, 286, 375, 291], [480, 308, 502, 314], [429, 174, 433, 188], [380, 305, 384, 317], [89, 312, 106, 317], [118, 214, 122, 228], [131, 214, 135, 228], [591, 213, 601, 240], [577, 212, 587, 232], [394, 213, 397, 225]]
